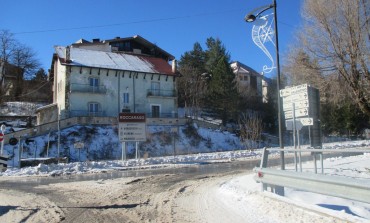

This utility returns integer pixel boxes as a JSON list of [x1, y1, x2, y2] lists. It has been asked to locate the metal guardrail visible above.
[[255, 147, 370, 203], [254, 167, 370, 204]]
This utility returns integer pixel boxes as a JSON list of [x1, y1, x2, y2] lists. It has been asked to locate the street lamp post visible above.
[[245, 0, 285, 170]]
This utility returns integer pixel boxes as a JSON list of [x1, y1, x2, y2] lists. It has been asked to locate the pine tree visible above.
[[178, 42, 207, 117], [204, 38, 239, 124]]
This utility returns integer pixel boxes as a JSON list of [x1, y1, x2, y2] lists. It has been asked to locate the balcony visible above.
[[69, 110, 106, 117], [70, 84, 107, 94], [146, 112, 178, 118], [147, 89, 176, 98]]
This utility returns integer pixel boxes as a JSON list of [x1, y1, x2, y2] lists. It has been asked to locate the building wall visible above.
[[55, 59, 67, 118], [72, 43, 111, 52], [65, 66, 176, 118]]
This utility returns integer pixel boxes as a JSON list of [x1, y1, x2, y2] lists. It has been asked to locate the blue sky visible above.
[[1, 0, 302, 78]]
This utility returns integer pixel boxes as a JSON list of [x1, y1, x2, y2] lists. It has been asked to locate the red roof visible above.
[[139, 56, 175, 76]]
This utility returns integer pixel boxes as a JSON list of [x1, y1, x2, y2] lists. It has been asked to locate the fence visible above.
[[254, 147, 370, 203]]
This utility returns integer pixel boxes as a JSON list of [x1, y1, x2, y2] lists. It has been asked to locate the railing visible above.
[[254, 147, 370, 203], [70, 84, 107, 94], [146, 112, 178, 118], [254, 166, 370, 204], [69, 110, 106, 117], [147, 89, 176, 97]]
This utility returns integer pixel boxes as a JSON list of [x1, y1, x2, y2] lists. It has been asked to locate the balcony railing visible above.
[[70, 84, 107, 94], [147, 89, 176, 97], [146, 112, 178, 118], [69, 110, 106, 117]]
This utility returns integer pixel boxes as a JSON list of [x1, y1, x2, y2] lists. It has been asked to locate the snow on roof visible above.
[[55, 46, 175, 76], [231, 61, 262, 77]]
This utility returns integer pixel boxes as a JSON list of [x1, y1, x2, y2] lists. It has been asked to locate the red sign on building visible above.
[[119, 113, 146, 123]]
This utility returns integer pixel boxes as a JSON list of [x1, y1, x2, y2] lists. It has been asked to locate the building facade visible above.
[[231, 61, 268, 103], [38, 36, 180, 124]]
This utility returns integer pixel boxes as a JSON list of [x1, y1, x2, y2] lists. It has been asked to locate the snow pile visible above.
[[0, 149, 263, 177], [218, 153, 370, 222], [0, 102, 45, 116]]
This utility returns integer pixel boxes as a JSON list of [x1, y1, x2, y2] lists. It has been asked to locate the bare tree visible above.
[[0, 30, 40, 101], [285, 0, 370, 116], [0, 30, 16, 75], [239, 111, 263, 150], [11, 43, 39, 100]]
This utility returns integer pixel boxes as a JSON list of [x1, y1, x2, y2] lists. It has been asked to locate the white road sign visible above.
[[282, 92, 309, 104], [299, 117, 314, 126], [283, 99, 309, 111], [284, 108, 309, 119], [285, 118, 313, 131], [280, 84, 308, 97], [119, 123, 147, 141], [119, 113, 147, 142]]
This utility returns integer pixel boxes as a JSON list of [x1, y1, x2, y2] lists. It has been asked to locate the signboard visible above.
[[282, 93, 308, 106], [281, 84, 322, 148], [283, 99, 309, 111], [284, 108, 309, 119], [286, 118, 313, 130], [280, 84, 308, 97], [0, 133, 3, 142], [74, 142, 85, 149], [299, 117, 314, 126], [119, 113, 146, 123], [119, 113, 147, 142]]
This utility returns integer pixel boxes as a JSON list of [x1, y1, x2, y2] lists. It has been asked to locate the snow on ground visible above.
[[215, 153, 370, 222], [0, 140, 369, 222]]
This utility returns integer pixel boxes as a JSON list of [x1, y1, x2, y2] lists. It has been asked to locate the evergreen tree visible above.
[[204, 38, 239, 124], [177, 42, 207, 117], [33, 68, 47, 81]]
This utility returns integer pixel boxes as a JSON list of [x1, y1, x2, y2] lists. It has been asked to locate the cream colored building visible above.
[[38, 36, 180, 124], [231, 61, 268, 103]]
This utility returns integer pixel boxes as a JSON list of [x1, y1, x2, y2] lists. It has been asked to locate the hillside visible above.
[[3, 124, 247, 164]]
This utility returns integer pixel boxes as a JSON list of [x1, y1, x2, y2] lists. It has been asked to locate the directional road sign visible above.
[[283, 99, 309, 111], [299, 117, 314, 126], [280, 84, 308, 97], [285, 118, 314, 130], [282, 92, 309, 103], [284, 108, 309, 119]]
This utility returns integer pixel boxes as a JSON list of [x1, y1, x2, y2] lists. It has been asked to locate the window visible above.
[[151, 82, 160, 96], [151, 105, 160, 118], [58, 80, 63, 92], [89, 102, 99, 114], [250, 76, 257, 91], [123, 92, 129, 104], [124, 42, 130, 51], [89, 77, 99, 87]]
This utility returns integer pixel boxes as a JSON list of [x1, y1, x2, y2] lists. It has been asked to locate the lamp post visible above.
[[245, 0, 285, 170]]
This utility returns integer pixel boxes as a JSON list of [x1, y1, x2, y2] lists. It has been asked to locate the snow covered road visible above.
[[0, 142, 369, 222]]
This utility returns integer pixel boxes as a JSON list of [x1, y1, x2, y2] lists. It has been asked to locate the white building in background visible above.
[[231, 61, 269, 103], [37, 35, 180, 124]]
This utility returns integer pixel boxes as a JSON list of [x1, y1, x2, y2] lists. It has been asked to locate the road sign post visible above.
[[0, 124, 5, 155], [280, 84, 321, 157], [118, 113, 147, 161]]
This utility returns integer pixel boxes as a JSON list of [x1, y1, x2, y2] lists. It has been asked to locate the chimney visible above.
[[92, 38, 100, 43], [65, 46, 71, 63], [172, 59, 177, 73]]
